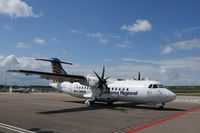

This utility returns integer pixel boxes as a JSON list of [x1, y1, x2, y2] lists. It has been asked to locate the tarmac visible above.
[[0, 93, 200, 133]]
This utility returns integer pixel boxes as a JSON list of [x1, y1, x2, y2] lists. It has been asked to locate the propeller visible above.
[[93, 66, 110, 93], [138, 72, 141, 80], [133, 72, 144, 80]]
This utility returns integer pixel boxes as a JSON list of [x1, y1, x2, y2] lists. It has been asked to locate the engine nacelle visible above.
[[100, 93, 112, 101], [86, 76, 98, 87]]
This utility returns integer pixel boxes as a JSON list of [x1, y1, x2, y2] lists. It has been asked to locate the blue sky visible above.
[[0, 0, 200, 85]]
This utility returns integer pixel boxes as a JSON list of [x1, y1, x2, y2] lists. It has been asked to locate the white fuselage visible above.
[[50, 79, 176, 104]]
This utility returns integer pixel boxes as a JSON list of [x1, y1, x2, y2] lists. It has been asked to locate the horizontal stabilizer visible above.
[[36, 58, 73, 65]]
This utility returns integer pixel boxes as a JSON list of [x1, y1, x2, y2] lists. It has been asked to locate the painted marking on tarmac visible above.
[[175, 99, 200, 103], [0, 122, 35, 133], [126, 106, 200, 133]]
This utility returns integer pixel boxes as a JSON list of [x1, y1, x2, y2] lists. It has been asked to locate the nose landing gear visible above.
[[158, 103, 165, 110]]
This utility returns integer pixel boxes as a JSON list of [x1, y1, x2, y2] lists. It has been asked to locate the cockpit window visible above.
[[153, 84, 158, 88], [158, 84, 164, 88], [148, 84, 152, 88], [149, 84, 164, 89]]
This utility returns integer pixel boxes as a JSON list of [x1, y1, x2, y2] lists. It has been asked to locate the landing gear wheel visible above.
[[85, 100, 95, 107], [158, 106, 164, 110]]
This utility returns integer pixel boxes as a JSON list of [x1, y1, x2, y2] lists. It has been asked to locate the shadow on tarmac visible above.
[[38, 101, 186, 115]]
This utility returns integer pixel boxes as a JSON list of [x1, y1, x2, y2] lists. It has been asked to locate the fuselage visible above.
[[50, 79, 176, 104]]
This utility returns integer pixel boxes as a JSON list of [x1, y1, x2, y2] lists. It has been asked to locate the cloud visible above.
[[68, 29, 133, 48], [161, 38, 200, 54], [116, 44, 128, 48], [116, 41, 131, 48], [175, 26, 200, 37], [86, 32, 108, 44], [121, 19, 152, 33], [0, 55, 18, 68], [2, 54, 200, 86], [16, 42, 30, 49], [121, 57, 200, 85], [68, 29, 123, 44], [51, 38, 60, 42], [1, 23, 11, 30], [161, 46, 174, 54], [34, 38, 46, 45], [103, 58, 112, 62], [0, 0, 41, 18], [0, 55, 51, 85]]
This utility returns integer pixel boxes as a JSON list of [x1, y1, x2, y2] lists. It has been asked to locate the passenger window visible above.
[[148, 84, 152, 88], [153, 84, 158, 88], [123, 88, 125, 91], [115, 88, 117, 90], [126, 88, 129, 91], [119, 88, 121, 91]]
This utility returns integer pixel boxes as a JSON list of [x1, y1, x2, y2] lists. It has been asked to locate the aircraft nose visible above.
[[167, 90, 176, 101]]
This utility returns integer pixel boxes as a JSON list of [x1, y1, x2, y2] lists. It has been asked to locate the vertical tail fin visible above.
[[36, 58, 72, 82]]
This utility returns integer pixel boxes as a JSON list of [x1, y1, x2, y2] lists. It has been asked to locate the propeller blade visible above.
[[105, 77, 110, 80], [138, 72, 141, 80], [93, 70, 101, 81], [101, 66, 105, 79]]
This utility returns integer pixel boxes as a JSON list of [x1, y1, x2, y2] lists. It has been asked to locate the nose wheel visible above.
[[158, 106, 164, 110], [158, 103, 165, 110]]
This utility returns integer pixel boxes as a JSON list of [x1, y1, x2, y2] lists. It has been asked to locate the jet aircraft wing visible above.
[[7, 70, 88, 84]]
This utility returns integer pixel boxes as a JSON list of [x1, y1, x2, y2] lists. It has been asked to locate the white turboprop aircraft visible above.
[[8, 58, 176, 109]]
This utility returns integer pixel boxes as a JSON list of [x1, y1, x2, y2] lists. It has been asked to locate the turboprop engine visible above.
[[86, 76, 99, 87]]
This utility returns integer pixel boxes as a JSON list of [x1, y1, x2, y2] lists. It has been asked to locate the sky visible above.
[[0, 0, 200, 86]]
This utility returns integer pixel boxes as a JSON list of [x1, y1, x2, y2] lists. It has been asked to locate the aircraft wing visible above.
[[7, 70, 88, 85]]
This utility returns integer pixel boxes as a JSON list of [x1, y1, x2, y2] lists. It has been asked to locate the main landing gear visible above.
[[85, 99, 95, 107]]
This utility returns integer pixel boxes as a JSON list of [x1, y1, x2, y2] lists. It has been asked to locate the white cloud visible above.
[[161, 46, 174, 54], [121, 19, 152, 33], [86, 32, 108, 44], [2, 54, 200, 86], [175, 26, 200, 37], [16, 42, 29, 49], [121, 57, 200, 85], [52, 38, 60, 42], [0, 55, 51, 85], [68, 29, 124, 44], [116, 41, 131, 48], [1, 23, 11, 30], [161, 38, 200, 54], [0, 0, 40, 18], [34, 38, 46, 45], [116, 44, 128, 48], [0, 55, 18, 68]]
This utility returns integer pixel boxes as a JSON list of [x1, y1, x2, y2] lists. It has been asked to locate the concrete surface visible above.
[[0, 93, 199, 133]]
